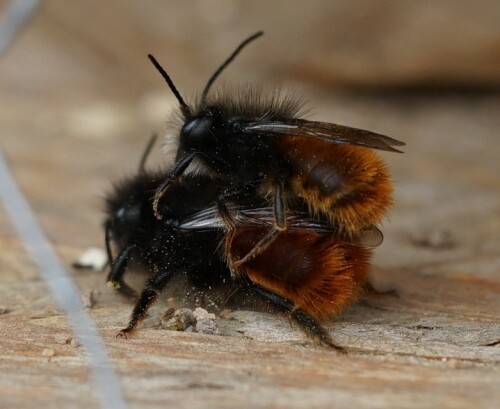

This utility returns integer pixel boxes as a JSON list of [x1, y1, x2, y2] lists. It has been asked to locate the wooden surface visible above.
[[1, 2, 499, 408]]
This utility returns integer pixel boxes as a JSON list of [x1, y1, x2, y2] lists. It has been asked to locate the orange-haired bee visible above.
[[182, 206, 382, 350], [149, 31, 404, 264]]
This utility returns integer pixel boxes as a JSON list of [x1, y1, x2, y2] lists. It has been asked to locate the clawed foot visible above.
[[106, 280, 139, 299], [116, 327, 134, 339]]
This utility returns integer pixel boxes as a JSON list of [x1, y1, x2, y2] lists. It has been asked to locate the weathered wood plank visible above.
[[0, 2, 499, 408]]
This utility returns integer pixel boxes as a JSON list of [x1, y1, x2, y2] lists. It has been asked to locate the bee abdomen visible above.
[[281, 139, 394, 235], [228, 229, 371, 321]]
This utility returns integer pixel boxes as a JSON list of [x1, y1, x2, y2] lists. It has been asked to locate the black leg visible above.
[[290, 310, 346, 353], [152, 153, 197, 219], [232, 180, 287, 267], [117, 268, 178, 337], [217, 183, 257, 229], [245, 279, 345, 353], [106, 244, 139, 298]]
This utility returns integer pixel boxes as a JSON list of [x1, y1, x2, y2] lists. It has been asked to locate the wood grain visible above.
[[0, 3, 499, 408]]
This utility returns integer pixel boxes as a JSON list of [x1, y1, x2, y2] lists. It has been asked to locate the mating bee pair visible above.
[[103, 32, 404, 351]]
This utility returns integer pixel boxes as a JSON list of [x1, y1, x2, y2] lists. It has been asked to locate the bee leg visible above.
[[117, 268, 177, 338], [152, 153, 197, 219], [232, 180, 286, 267], [290, 310, 346, 354], [106, 244, 139, 298], [217, 195, 237, 230], [231, 227, 281, 267], [218, 183, 269, 275], [247, 280, 346, 353], [223, 229, 241, 279], [217, 183, 257, 229]]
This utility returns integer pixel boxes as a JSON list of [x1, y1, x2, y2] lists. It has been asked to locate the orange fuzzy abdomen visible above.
[[276, 137, 394, 235], [228, 228, 371, 321]]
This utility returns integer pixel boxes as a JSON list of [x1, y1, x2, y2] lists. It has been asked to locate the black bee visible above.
[[148, 31, 405, 266], [104, 136, 229, 336]]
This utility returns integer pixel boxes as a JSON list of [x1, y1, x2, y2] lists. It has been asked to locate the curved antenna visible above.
[[104, 220, 114, 265], [148, 54, 191, 117], [201, 31, 264, 102], [138, 133, 158, 173]]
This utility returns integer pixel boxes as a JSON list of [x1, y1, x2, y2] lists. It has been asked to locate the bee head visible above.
[[108, 201, 143, 240], [149, 31, 264, 159], [105, 179, 154, 251]]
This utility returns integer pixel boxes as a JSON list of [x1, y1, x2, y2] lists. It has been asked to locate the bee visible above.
[[183, 206, 382, 351], [104, 137, 380, 350], [103, 136, 230, 336], [149, 31, 404, 264]]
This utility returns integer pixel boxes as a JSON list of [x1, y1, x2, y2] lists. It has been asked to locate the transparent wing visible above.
[[179, 206, 330, 231], [179, 206, 383, 248], [242, 119, 405, 153]]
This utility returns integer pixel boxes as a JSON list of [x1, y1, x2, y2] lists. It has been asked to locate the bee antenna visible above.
[[104, 220, 113, 265], [201, 31, 264, 102], [148, 54, 191, 117], [138, 133, 158, 173]]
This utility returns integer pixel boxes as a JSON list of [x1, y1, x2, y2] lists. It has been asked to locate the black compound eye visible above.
[[114, 204, 141, 225], [114, 207, 126, 221], [115, 207, 126, 219], [181, 117, 213, 141]]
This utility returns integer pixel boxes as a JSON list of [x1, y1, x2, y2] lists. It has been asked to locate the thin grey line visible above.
[[0, 0, 40, 55], [0, 145, 128, 409]]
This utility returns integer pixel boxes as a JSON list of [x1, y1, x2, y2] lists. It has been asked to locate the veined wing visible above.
[[242, 119, 405, 153]]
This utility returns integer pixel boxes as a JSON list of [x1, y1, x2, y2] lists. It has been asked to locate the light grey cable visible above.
[[0, 0, 40, 55], [0, 146, 128, 409]]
